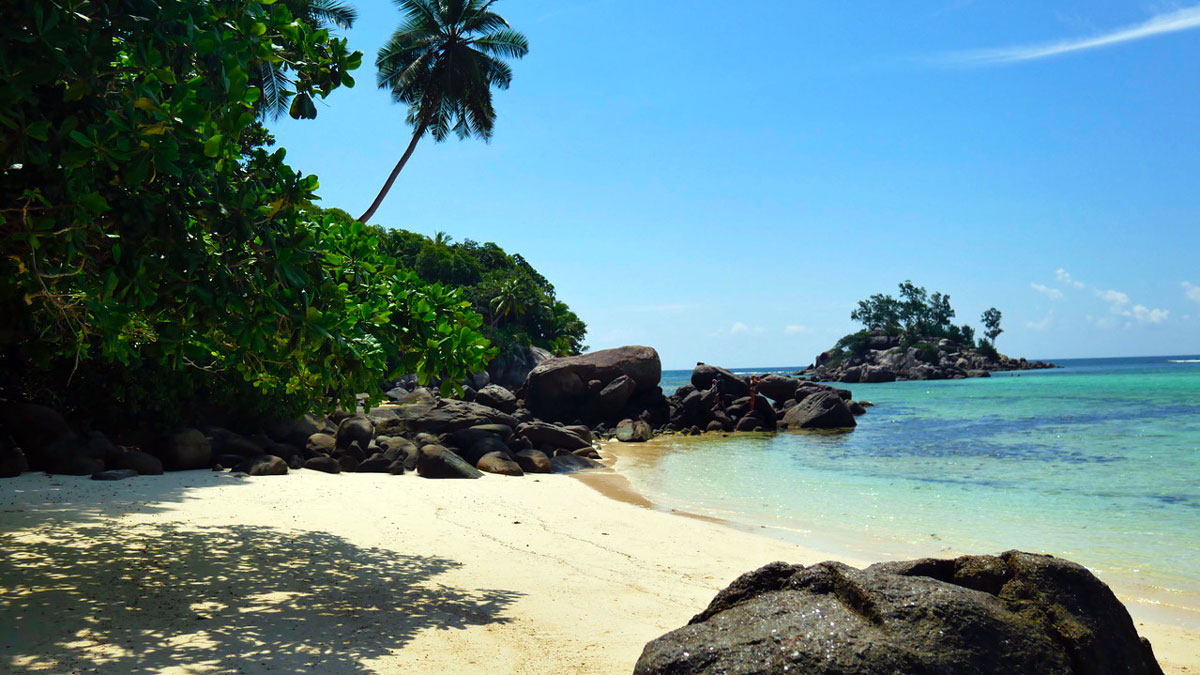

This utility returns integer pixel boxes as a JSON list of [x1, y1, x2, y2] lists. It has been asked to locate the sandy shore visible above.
[[1, 466, 1195, 674]]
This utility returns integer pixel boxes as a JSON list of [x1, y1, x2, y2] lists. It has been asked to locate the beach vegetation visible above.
[[0, 0, 494, 428], [358, 0, 530, 223], [981, 307, 1003, 346], [366, 224, 587, 357], [849, 281, 975, 345]]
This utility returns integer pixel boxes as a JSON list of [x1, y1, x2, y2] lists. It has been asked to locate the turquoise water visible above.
[[618, 357, 1200, 626]]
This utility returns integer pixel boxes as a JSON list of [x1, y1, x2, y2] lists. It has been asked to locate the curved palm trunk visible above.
[[357, 123, 427, 224]]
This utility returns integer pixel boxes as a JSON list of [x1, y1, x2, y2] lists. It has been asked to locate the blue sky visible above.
[[270, 1, 1200, 369]]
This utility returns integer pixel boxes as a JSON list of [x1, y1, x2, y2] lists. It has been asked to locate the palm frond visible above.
[[471, 29, 528, 60], [255, 62, 295, 121], [303, 0, 358, 29]]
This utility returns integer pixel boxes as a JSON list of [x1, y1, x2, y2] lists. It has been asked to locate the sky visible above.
[[270, 0, 1200, 370]]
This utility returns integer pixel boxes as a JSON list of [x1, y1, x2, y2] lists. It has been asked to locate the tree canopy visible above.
[[367, 226, 588, 358], [842, 281, 982, 355], [0, 0, 494, 429]]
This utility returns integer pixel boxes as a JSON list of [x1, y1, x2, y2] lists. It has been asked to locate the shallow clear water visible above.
[[619, 356, 1200, 626]]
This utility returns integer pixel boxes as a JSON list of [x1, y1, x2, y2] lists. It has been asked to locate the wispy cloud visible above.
[[1031, 283, 1063, 300], [1055, 268, 1086, 289], [728, 322, 765, 336], [1184, 281, 1200, 304], [784, 325, 810, 335], [939, 5, 1200, 66], [1026, 312, 1054, 331]]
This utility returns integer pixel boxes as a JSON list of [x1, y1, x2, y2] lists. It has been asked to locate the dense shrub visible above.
[[0, 0, 492, 428]]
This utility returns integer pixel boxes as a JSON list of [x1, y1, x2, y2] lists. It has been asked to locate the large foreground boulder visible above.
[[635, 551, 1163, 675], [781, 390, 857, 430], [524, 345, 662, 421]]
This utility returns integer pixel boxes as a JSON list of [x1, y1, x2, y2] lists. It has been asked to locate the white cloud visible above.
[[1030, 283, 1063, 300], [784, 325, 810, 335], [1095, 288, 1131, 307], [1184, 281, 1200, 304], [1055, 268, 1086, 289], [1131, 305, 1169, 324], [1094, 288, 1168, 324], [939, 5, 1200, 65]]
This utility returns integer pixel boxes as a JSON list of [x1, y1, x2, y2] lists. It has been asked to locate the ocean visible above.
[[613, 356, 1200, 627]]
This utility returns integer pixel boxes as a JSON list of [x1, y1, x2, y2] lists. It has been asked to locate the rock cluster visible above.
[[666, 366, 861, 433], [635, 551, 1163, 675], [0, 397, 605, 481], [0, 345, 865, 481], [802, 330, 1058, 383]]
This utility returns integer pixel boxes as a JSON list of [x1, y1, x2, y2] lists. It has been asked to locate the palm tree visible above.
[[256, 0, 359, 120], [357, 0, 529, 223], [489, 279, 526, 327]]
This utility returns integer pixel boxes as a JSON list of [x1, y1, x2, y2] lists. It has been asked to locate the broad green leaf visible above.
[[203, 134, 223, 158]]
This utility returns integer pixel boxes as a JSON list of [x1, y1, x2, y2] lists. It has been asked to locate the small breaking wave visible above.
[[1168, 359, 1200, 363]]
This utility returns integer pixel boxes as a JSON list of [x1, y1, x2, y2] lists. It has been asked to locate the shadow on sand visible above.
[[0, 520, 523, 674]]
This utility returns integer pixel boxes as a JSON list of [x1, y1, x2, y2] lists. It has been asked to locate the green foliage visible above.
[[976, 340, 1000, 360], [850, 281, 965, 343], [256, 0, 360, 120], [374, 229, 588, 357], [911, 342, 940, 364], [0, 0, 492, 427], [834, 330, 873, 359], [981, 307, 1003, 346]]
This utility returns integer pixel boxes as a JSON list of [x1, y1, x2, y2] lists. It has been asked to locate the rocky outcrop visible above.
[[800, 330, 1058, 383], [635, 551, 1163, 675], [524, 345, 664, 424], [666, 366, 858, 434]]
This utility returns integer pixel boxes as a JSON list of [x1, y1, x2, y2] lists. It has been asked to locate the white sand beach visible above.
[[0, 466, 1195, 674]]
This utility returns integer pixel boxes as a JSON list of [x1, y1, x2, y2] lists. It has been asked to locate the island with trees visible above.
[[799, 282, 1058, 383]]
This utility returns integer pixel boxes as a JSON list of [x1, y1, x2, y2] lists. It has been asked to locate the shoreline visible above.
[[584, 436, 1200, 673], [1, 464, 1196, 673]]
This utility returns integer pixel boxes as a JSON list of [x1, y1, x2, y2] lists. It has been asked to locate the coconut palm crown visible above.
[[358, 0, 529, 223]]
